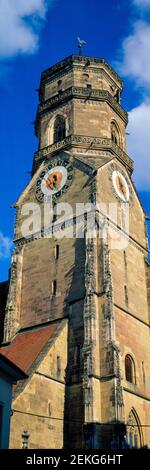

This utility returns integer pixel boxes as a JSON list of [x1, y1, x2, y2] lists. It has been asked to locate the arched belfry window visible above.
[[53, 115, 66, 143], [126, 409, 142, 448], [125, 355, 135, 384], [111, 121, 120, 146]]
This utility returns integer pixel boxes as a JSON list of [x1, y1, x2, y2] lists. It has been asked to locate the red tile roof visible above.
[[0, 323, 59, 374]]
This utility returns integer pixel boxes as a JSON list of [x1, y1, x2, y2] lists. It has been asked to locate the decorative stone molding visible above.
[[41, 55, 122, 86], [82, 235, 96, 420], [103, 242, 114, 324], [34, 135, 133, 173], [103, 241, 124, 420], [37, 87, 127, 124], [3, 245, 24, 343]]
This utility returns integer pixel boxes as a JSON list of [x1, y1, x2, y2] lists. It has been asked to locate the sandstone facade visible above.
[[0, 55, 149, 449]]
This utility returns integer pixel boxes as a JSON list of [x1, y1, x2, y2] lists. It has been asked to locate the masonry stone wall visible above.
[[4, 55, 150, 449], [10, 322, 68, 449], [19, 236, 85, 329], [73, 100, 126, 149], [146, 261, 150, 322]]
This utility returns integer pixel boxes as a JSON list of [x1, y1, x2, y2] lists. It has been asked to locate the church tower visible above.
[[1, 55, 150, 449]]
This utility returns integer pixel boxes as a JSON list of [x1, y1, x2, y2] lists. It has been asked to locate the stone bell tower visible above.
[[32, 54, 128, 174], [2, 55, 150, 449]]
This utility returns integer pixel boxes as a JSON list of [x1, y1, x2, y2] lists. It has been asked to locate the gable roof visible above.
[[74, 154, 113, 172], [0, 322, 60, 374]]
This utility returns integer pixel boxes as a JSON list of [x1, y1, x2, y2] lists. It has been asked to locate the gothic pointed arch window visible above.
[[111, 121, 121, 146], [125, 354, 136, 384], [53, 115, 66, 143], [126, 409, 142, 448]]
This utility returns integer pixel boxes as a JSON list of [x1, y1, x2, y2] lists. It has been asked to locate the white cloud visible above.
[[127, 101, 150, 190], [133, 0, 150, 6], [116, 2, 150, 189], [119, 21, 150, 89], [0, 232, 13, 258], [0, 0, 53, 57]]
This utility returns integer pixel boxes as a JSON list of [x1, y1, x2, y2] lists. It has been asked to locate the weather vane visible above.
[[77, 37, 87, 55]]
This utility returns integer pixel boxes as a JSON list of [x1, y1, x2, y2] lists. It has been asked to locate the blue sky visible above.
[[0, 0, 150, 281]]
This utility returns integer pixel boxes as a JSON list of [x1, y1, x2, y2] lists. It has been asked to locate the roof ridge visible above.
[[17, 317, 67, 335]]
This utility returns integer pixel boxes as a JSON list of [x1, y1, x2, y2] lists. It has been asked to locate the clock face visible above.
[[35, 158, 74, 202], [112, 170, 129, 202]]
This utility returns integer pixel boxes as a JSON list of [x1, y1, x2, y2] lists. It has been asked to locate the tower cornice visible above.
[[35, 87, 128, 131], [40, 54, 123, 87], [33, 135, 133, 173]]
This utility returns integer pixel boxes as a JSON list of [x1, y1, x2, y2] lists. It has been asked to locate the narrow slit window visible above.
[[55, 245, 59, 260], [86, 83, 92, 92], [48, 402, 52, 416], [52, 280, 57, 296], [124, 285, 128, 306], [123, 250, 127, 269], [58, 80, 62, 93], [53, 213, 57, 223], [142, 361, 146, 385], [57, 356, 61, 374]]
